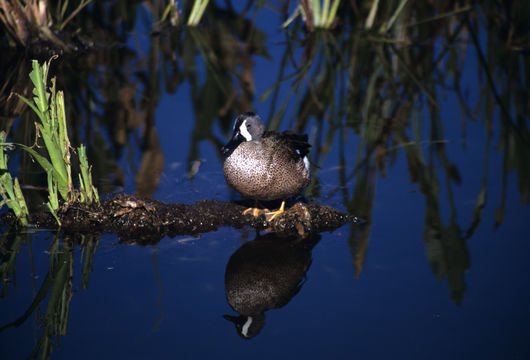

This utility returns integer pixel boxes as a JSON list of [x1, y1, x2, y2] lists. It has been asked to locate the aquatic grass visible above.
[[0, 57, 100, 225], [379, 0, 408, 33], [19, 58, 99, 208], [16, 58, 73, 201], [46, 169, 61, 225], [283, 0, 341, 30], [0, 0, 92, 50], [314, 0, 341, 28], [187, 0, 209, 26], [57, 0, 93, 31], [160, 0, 210, 27], [0, 132, 29, 226], [161, 0, 181, 26], [77, 144, 99, 204]]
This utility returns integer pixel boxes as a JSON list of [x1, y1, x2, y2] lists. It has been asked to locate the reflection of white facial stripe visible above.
[[241, 316, 253, 337], [239, 120, 252, 141]]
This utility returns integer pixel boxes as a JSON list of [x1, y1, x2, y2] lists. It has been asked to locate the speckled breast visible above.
[[223, 140, 310, 201]]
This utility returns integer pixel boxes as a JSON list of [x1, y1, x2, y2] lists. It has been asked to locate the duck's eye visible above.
[[247, 124, 251, 128]]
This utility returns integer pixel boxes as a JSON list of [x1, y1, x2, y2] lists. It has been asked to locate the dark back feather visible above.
[[263, 131, 311, 159]]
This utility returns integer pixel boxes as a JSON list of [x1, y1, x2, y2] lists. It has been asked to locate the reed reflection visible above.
[[223, 233, 320, 339], [0, 230, 99, 359]]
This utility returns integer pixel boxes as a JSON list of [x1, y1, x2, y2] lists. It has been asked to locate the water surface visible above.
[[1, 2, 529, 359]]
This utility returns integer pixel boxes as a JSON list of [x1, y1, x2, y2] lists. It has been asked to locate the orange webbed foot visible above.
[[265, 200, 286, 221]]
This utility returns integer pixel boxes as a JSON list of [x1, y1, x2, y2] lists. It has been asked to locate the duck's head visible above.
[[221, 112, 265, 156], [223, 313, 266, 339]]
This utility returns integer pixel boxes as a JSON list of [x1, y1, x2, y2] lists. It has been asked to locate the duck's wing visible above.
[[263, 131, 311, 159]]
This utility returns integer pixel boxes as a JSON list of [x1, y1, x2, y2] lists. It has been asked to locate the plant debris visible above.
[[1, 194, 359, 243]]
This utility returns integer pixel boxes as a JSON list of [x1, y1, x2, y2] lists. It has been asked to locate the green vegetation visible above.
[[161, 0, 210, 27], [0, 132, 29, 226], [0, 0, 92, 51], [284, 0, 341, 30], [0, 57, 99, 226], [187, 0, 210, 26]]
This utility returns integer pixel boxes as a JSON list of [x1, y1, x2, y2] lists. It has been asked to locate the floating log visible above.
[[2, 194, 359, 243]]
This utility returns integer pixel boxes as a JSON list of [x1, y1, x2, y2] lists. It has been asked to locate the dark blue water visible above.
[[1, 6, 530, 360]]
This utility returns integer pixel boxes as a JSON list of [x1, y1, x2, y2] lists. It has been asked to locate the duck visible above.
[[221, 112, 311, 219]]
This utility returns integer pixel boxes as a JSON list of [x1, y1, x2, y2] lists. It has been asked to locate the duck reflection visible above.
[[223, 233, 320, 338]]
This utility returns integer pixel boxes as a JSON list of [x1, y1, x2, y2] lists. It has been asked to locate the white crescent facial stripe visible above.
[[239, 120, 252, 141], [241, 316, 253, 337]]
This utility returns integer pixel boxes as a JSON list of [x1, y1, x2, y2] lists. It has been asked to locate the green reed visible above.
[[0, 57, 99, 226], [0, 0, 92, 51], [187, 0, 210, 26], [0, 132, 29, 226], [283, 0, 341, 30]]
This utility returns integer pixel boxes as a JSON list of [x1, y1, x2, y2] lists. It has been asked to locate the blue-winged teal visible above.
[[221, 112, 311, 219]]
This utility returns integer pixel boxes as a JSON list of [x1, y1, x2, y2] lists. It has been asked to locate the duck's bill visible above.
[[221, 131, 244, 155]]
